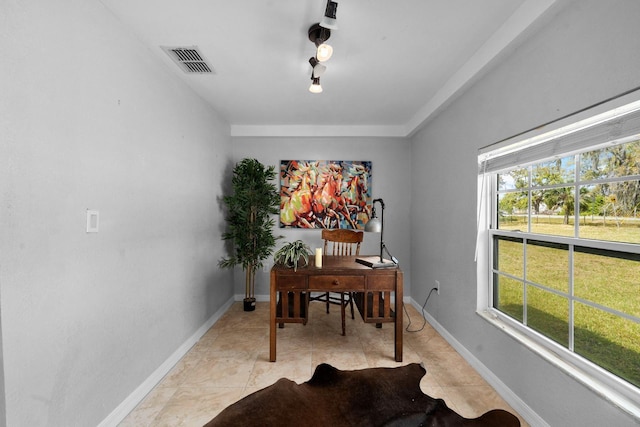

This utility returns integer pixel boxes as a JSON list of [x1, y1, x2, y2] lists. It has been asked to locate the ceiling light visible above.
[[309, 77, 323, 93], [309, 57, 327, 78], [320, 1, 338, 30], [316, 43, 333, 62]]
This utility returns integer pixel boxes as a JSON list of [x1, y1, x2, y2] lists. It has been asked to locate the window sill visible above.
[[477, 309, 640, 421]]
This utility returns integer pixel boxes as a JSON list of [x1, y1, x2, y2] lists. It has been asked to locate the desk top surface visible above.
[[271, 255, 401, 275]]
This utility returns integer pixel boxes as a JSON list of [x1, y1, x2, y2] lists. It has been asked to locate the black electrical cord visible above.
[[404, 287, 438, 333]]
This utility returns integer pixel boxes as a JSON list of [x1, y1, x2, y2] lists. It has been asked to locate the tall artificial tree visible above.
[[219, 158, 281, 311]]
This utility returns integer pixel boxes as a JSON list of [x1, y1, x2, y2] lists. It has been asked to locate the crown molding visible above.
[[230, 124, 409, 138]]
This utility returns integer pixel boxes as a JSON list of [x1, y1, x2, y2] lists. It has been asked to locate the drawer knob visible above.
[[333, 280, 340, 286]]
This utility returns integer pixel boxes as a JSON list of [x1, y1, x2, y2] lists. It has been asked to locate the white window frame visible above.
[[476, 92, 640, 420]]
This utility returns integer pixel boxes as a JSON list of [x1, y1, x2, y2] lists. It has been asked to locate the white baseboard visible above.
[[409, 298, 549, 427], [97, 297, 235, 427]]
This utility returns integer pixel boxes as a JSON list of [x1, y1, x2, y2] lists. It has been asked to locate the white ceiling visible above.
[[99, 0, 558, 137]]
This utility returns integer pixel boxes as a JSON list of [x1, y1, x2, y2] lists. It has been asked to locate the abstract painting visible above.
[[280, 160, 372, 229]]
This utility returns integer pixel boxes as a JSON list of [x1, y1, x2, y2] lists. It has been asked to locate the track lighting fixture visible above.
[[320, 1, 338, 30], [309, 77, 323, 93], [306, 2, 338, 92]]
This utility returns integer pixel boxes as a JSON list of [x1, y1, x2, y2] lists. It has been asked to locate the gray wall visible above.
[[1, 1, 232, 425], [231, 137, 413, 299], [410, 0, 640, 425], [3, 0, 639, 426]]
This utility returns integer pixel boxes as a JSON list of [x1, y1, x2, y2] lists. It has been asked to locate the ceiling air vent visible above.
[[161, 46, 214, 74]]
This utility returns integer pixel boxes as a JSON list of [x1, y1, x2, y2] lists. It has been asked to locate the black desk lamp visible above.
[[357, 198, 398, 268]]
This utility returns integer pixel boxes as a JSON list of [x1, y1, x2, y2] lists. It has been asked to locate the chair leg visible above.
[[303, 292, 309, 325], [325, 292, 330, 314], [348, 292, 355, 319], [340, 293, 346, 336]]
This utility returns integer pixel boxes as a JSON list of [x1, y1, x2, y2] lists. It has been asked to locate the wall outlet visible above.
[[435, 280, 440, 295]]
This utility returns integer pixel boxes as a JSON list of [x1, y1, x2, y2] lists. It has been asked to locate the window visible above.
[[478, 97, 640, 416]]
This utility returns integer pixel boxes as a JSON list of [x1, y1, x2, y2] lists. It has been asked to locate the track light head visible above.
[[320, 1, 338, 30], [309, 76, 322, 93], [316, 44, 333, 62], [309, 57, 327, 77]]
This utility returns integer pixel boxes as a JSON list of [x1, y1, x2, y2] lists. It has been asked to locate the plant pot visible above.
[[243, 297, 256, 312], [274, 240, 311, 271], [285, 256, 309, 270]]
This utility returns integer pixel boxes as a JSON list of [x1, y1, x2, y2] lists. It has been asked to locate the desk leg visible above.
[[269, 269, 276, 362], [395, 270, 403, 362]]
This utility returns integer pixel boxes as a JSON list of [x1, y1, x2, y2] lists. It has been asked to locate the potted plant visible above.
[[274, 240, 312, 271], [219, 158, 281, 311]]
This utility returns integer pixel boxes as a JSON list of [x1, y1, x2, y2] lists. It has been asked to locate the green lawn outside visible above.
[[500, 215, 640, 243], [494, 221, 640, 388]]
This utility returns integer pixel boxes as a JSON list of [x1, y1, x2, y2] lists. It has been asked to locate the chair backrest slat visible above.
[[322, 229, 363, 257]]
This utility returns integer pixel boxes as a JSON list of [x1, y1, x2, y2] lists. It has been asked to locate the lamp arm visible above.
[[377, 199, 384, 262], [372, 198, 398, 265], [372, 198, 385, 262], [372, 198, 385, 209]]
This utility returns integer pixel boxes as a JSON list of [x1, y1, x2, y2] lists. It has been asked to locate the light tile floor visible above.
[[119, 301, 528, 426]]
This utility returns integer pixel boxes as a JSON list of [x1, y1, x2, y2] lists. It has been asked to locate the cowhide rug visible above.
[[204, 363, 520, 427]]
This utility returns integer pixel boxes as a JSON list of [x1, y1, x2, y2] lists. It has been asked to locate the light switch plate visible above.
[[86, 210, 99, 233]]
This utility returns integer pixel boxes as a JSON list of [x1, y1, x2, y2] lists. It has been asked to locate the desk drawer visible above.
[[309, 275, 364, 291], [367, 275, 396, 290], [276, 275, 307, 290]]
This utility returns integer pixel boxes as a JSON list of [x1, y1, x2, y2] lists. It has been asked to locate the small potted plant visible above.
[[274, 240, 312, 271]]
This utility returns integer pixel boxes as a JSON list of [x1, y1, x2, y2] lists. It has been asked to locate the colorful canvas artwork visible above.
[[280, 160, 372, 229]]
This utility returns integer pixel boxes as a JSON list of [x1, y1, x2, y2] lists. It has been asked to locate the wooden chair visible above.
[[310, 229, 363, 335]]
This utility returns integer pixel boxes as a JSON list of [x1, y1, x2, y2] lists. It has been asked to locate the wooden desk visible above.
[[269, 256, 403, 362]]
